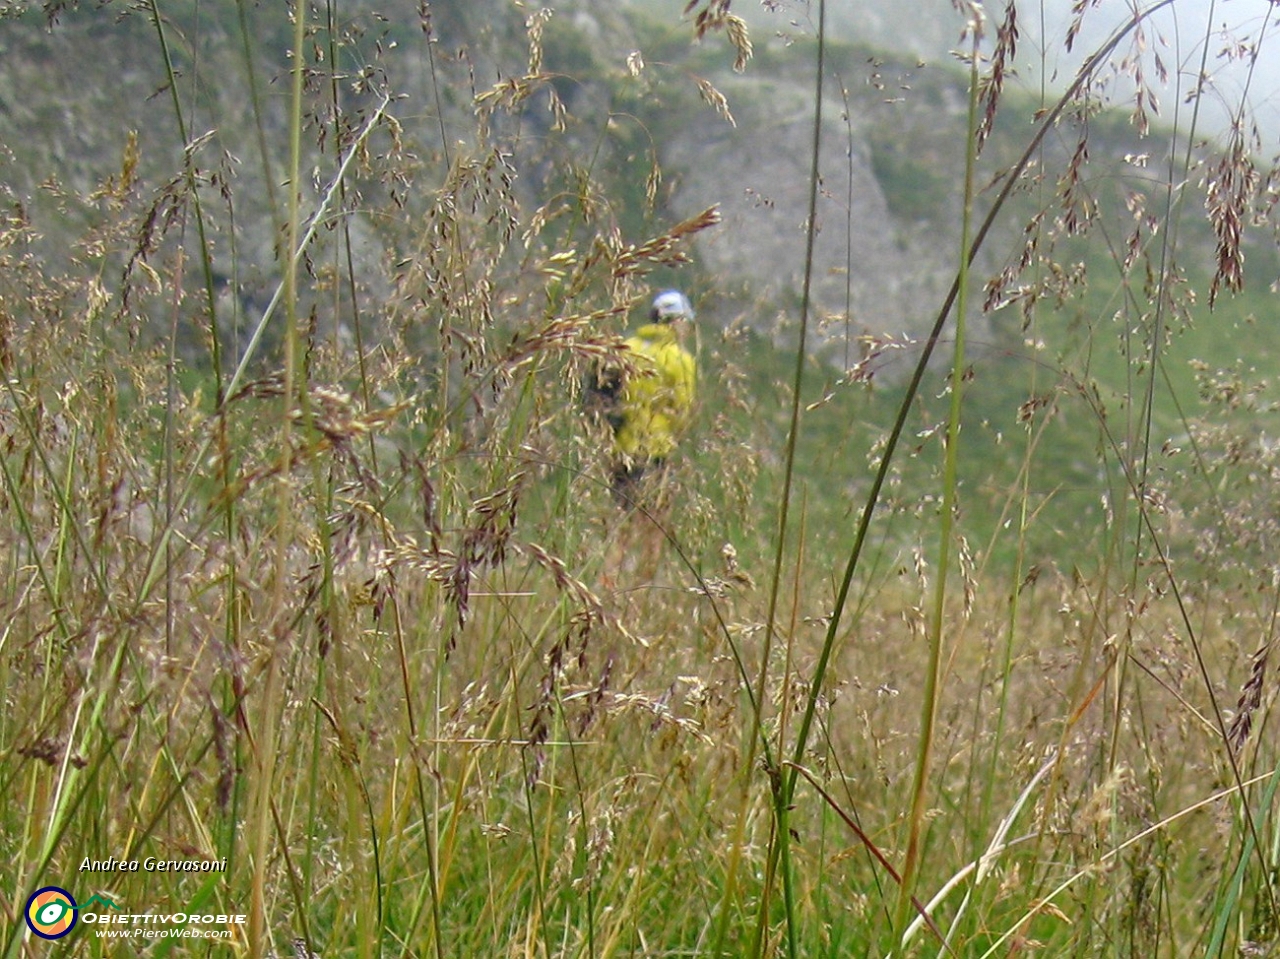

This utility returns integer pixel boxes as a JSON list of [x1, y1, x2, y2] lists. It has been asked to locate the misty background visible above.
[[640, 0, 1280, 145]]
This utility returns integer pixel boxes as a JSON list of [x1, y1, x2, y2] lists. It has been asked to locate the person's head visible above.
[[650, 290, 694, 324]]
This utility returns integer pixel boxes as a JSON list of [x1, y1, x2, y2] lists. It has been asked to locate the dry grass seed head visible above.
[[976, 1, 1018, 152], [684, 0, 753, 70], [525, 6, 552, 76], [695, 77, 736, 128], [1228, 639, 1269, 753], [609, 205, 721, 283], [1204, 129, 1258, 307]]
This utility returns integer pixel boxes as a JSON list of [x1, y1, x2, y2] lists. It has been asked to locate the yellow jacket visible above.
[[613, 323, 696, 461]]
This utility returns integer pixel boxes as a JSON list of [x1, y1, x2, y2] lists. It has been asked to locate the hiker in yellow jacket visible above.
[[589, 290, 697, 503]]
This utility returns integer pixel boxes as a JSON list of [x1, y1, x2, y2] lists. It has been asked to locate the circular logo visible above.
[[25, 886, 78, 940]]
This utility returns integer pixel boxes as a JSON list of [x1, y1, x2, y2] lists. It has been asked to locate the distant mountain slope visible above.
[[0, 0, 1269, 362]]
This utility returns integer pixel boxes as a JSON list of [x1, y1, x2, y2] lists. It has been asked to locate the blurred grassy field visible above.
[[4, 2, 1280, 957]]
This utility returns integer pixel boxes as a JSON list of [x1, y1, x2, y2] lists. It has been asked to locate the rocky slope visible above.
[[0, 0, 1191, 361]]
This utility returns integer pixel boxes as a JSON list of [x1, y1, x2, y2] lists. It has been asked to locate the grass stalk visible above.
[[246, 0, 309, 950], [743, 1, 825, 955], [892, 17, 984, 940]]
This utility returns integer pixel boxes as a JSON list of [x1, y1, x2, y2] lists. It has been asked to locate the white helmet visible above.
[[651, 289, 694, 323]]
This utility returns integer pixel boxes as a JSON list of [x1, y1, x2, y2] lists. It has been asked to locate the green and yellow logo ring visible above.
[[25, 886, 78, 940]]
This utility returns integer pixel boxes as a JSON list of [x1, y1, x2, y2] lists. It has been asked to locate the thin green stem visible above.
[[248, 0, 308, 951], [755, 1, 825, 956], [894, 19, 983, 941]]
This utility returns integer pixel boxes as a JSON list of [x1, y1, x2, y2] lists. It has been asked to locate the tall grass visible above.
[[3, 0, 1280, 956]]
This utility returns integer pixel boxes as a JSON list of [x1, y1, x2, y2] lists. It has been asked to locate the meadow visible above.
[[3, 1, 1280, 956]]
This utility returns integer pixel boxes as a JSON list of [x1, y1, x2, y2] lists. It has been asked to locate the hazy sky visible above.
[[1012, 0, 1280, 145], [672, 0, 1280, 147]]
